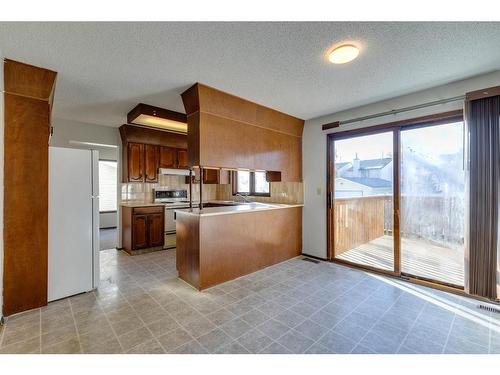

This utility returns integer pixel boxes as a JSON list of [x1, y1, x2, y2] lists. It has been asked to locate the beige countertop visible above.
[[176, 202, 303, 217]]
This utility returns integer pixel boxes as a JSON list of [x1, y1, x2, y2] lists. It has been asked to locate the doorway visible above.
[[327, 111, 465, 288]]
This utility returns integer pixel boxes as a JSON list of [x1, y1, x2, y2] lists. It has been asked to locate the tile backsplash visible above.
[[121, 175, 218, 203], [216, 182, 303, 204], [121, 175, 303, 205]]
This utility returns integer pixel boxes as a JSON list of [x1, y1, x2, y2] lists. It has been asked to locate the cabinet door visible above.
[[132, 215, 148, 249], [148, 213, 164, 247], [159, 146, 177, 168], [203, 169, 219, 184], [144, 144, 159, 183], [176, 148, 189, 169], [127, 143, 144, 182]]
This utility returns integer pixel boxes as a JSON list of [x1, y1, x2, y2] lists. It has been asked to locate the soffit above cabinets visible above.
[[181, 83, 304, 181], [127, 103, 188, 134]]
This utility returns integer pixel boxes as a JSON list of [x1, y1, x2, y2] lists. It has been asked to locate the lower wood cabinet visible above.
[[122, 205, 165, 254]]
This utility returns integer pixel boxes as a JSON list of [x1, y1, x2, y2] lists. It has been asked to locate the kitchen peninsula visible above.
[[176, 83, 305, 289], [176, 203, 302, 289]]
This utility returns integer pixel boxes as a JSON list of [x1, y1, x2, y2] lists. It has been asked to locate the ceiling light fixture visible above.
[[328, 44, 360, 64], [127, 103, 187, 133]]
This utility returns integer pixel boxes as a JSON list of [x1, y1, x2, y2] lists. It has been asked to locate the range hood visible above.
[[159, 168, 190, 176]]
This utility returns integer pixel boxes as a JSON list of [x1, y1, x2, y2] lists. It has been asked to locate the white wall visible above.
[[51, 118, 119, 160], [50, 118, 120, 230], [0, 49, 4, 319], [302, 70, 500, 259]]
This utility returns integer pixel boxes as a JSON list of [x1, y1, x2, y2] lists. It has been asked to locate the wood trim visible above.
[[127, 103, 187, 124], [466, 85, 500, 102], [3, 60, 57, 316], [4, 59, 57, 101], [326, 109, 463, 139], [393, 130, 401, 274], [326, 135, 334, 260]]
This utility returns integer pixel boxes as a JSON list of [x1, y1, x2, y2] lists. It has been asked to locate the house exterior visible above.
[[335, 157, 393, 197]]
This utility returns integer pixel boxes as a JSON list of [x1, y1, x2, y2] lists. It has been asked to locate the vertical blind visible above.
[[99, 160, 117, 212]]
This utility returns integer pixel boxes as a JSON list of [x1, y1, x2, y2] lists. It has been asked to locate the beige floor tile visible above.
[[2, 322, 40, 347], [42, 337, 81, 354], [157, 328, 192, 352], [82, 337, 123, 354], [112, 318, 144, 336], [75, 313, 109, 335], [147, 316, 180, 337], [118, 326, 153, 351], [0, 336, 40, 354], [126, 338, 165, 354], [78, 323, 116, 351], [41, 313, 75, 334], [41, 324, 78, 349]]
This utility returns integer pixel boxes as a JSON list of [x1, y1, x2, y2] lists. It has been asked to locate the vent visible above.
[[302, 257, 320, 264], [478, 304, 500, 314]]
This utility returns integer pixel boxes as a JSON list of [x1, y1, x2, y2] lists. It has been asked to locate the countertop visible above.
[[175, 202, 303, 217], [120, 201, 200, 209]]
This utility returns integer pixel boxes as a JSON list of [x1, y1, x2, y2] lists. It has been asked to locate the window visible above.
[[233, 171, 270, 196], [99, 160, 117, 212]]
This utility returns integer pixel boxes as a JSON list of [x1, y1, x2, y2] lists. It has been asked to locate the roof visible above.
[[335, 162, 351, 169], [342, 177, 392, 188], [346, 157, 392, 171]]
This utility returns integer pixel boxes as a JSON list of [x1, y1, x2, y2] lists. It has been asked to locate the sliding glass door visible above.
[[400, 122, 465, 286], [331, 131, 395, 272], [328, 113, 465, 287]]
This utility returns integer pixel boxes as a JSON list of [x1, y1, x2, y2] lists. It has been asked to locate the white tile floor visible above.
[[1, 248, 499, 354]]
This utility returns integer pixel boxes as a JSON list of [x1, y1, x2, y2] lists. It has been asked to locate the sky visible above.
[[334, 122, 463, 163]]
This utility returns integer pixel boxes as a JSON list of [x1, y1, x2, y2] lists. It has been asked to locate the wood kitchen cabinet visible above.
[[120, 124, 189, 183], [122, 205, 165, 254], [127, 143, 144, 182], [177, 149, 189, 169], [144, 144, 159, 182], [159, 146, 177, 168], [185, 168, 231, 184], [159, 146, 189, 169]]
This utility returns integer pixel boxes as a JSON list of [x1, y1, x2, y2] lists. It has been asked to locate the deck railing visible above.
[[332, 195, 464, 256]]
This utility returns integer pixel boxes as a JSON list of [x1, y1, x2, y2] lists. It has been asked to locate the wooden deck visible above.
[[336, 235, 464, 286]]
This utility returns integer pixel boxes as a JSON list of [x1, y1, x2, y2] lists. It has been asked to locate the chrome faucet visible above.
[[235, 193, 252, 203]]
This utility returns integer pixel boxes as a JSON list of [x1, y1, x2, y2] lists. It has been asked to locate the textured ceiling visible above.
[[1, 22, 500, 126]]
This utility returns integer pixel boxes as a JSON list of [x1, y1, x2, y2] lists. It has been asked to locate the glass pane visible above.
[[400, 122, 464, 286], [254, 171, 270, 194], [99, 161, 117, 212], [333, 132, 394, 271], [237, 171, 250, 194]]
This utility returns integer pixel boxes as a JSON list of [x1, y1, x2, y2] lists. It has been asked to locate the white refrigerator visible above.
[[48, 147, 100, 302]]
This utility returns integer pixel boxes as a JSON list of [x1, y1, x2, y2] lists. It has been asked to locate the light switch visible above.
[[316, 187, 322, 195]]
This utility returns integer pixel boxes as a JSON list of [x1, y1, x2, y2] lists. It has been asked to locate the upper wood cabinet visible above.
[[144, 144, 159, 183], [159, 146, 177, 168], [177, 149, 189, 169], [127, 143, 144, 182], [120, 124, 189, 183]]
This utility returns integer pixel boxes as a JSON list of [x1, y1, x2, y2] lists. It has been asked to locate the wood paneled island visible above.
[[175, 204, 302, 290]]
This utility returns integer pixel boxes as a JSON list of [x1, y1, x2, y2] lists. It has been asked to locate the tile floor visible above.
[[1, 249, 499, 354]]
